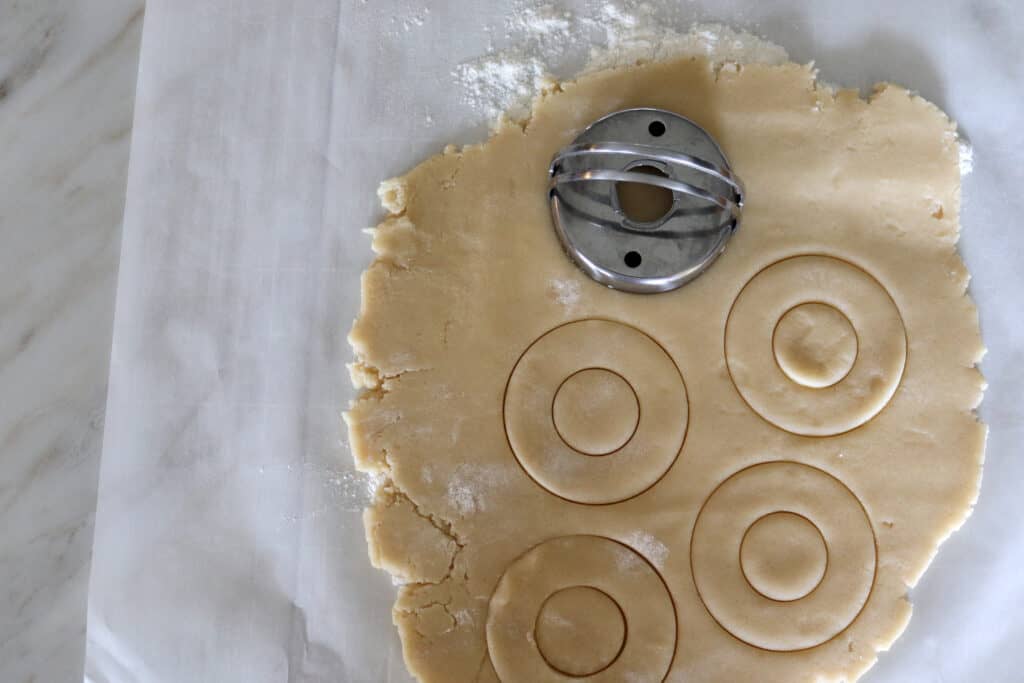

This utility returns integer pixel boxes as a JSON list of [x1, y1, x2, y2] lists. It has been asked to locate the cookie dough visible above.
[[346, 56, 985, 682]]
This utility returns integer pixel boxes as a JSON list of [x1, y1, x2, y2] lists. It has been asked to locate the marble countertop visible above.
[[0, 2, 143, 681]]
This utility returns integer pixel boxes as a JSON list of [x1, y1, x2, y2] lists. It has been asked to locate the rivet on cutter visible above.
[[548, 108, 744, 294]]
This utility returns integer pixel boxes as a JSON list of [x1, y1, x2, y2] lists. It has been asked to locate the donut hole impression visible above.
[[552, 368, 640, 456], [535, 586, 627, 676], [773, 302, 858, 388], [740, 512, 828, 602]]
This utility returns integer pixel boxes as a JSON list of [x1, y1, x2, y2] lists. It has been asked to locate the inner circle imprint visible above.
[[691, 461, 877, 651], [552, 368, 640, 456], [486, 535, 677, 682], [739, 511, 828, 602], [535, 586, 627, 676], [725, 255, 906, 436], [504, 319, 688, 504], [772, 302, 858, 389]]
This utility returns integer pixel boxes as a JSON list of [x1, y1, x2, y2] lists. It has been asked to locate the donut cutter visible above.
[[548, 108, 744, 293]]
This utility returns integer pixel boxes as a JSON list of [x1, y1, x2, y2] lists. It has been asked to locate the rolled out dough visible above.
[[346, 56, 985, 682]]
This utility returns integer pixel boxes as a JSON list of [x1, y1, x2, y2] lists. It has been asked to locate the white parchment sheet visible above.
[[86, 1, 1024, 681]]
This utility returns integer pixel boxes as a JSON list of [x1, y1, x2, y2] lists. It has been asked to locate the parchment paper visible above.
[[85, 1, 1024, 681]]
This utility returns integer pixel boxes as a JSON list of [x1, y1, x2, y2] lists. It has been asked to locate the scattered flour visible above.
[[506, 4, 572, 39], [447, 480, 479, 516], [548, 278, 582, 307], [322, 466, 383, 510], [539, 612, 573, 627], [614, 544, 644, 572], [446, 463, 513, 515], [364, 469, 385, 499], [454, 55, 550, 124], [454, 1, 788, 127], [453, 609, 475, 626], [959, 140, 974, 176], [586, 5, 788, 72], [453, 0, 972, 174], [386, 6, 429, 34], [622, 530, 670, 569]]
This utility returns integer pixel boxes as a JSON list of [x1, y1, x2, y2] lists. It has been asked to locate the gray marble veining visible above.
[[0, 2, 142, 681]]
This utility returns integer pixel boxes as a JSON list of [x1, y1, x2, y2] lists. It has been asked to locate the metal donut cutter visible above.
[[548, 108, 744, 293]]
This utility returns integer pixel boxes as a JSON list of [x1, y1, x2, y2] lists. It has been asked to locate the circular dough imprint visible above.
[[726, 255, 907, 436], [739, 512, 828, 602], [772, 303, 858, 388], [504, 319, 688, 504], [535, 586, 627, 677], [691, 461, 877, 651], [552, 368, 640, 456], [487, 535, 677, 682]]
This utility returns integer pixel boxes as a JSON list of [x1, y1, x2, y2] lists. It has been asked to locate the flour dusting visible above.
[[455, 56, 550, 123], [549, 278, 582, 307], [959, 140, 974, 177], [586, 5, 788, 72], [453, 0, 971, 176], [454, 1, 787, 127], [364, 469, 385, 499], [447, 480, 479, 516], [623, 530, 670, 568], [446, 464, 513, 515], [507, 4, 572, 39], [615, 545, 645, 572]]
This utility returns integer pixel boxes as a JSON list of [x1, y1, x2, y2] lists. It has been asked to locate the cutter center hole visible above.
[[648, 120, 666, 136], [615, 165, 674, 225], [624, 251, 642, 268]]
